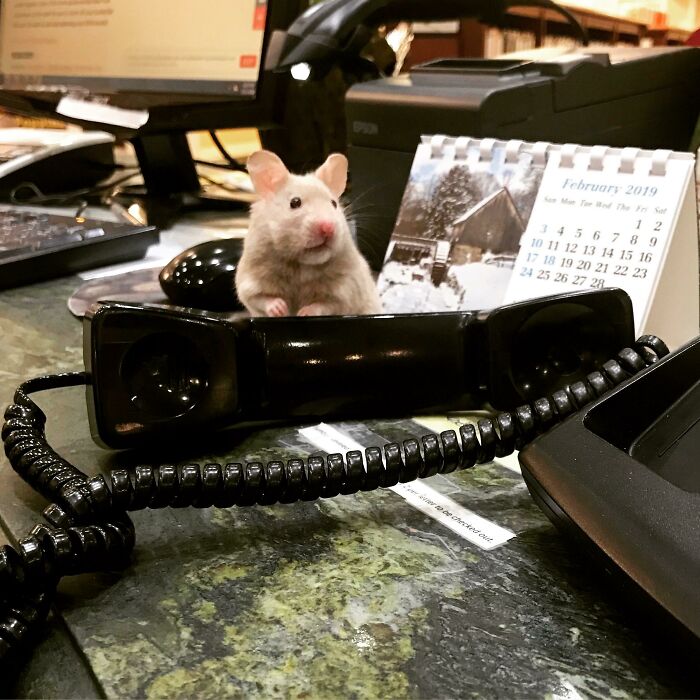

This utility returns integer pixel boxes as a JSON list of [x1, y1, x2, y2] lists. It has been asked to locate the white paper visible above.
[[504, 151, 694, 335], [298, 423, 515, 550], [57, 96, 149, 129], [78, 242, 183, 280]]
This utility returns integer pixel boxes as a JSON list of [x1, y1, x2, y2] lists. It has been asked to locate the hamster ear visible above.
[[247, 150, 289, 197], [315, 153, 348, 198]]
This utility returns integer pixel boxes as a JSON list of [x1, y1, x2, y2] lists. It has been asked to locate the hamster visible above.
[[234, 149, 382, 317]]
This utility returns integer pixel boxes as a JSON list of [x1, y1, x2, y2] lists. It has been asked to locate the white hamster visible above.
[[235, 150, 382, 317]]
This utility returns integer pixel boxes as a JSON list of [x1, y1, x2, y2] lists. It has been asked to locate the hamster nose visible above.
[[316, 220, 335, 240]]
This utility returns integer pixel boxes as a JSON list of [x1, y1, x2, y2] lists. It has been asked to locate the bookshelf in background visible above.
[[404, 4, 687, 67], [646, 26, 692, 43]]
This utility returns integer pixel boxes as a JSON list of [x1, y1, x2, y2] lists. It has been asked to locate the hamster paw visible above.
[[297, 303, 327, 317], [266, 298, 289, 317]]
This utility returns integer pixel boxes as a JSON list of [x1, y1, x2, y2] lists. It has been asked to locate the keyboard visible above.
[[0, 208, 159, 289]]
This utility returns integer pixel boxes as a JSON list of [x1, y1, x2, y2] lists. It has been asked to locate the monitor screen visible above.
[[0, 0, 307, 219], [0, 0, 305, 131], [0, 0, 268, 97]]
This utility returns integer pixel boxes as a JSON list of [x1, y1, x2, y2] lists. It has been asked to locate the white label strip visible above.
[[389, 481, 514, 550], [78, 242, 183, 280], [298, 423, 515, 550], [57, 96, 149, 129]]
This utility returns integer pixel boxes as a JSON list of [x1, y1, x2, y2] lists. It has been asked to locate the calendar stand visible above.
[[377, 135, 699, 350], [641, 170, 699, 349]]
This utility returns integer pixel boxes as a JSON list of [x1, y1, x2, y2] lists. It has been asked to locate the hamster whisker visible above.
[[346, 210, 372, 221], [346, 214, 387, 226], [344, 201, 384, 215], [347, 182, 385, 202]]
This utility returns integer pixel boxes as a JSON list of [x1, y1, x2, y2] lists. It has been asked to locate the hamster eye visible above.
[[331, 199, 338, 208], [290, 197, 302, 209]]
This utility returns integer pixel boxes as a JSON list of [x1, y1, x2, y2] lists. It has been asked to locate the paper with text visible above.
[[298, 423, 515, 551]]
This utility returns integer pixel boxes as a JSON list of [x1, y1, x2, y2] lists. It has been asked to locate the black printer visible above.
[[346, 47, 700, 269]]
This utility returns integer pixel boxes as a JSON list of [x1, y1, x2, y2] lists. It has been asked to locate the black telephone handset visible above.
[[267, 0, 588, 74], [83, 288, 633, 448], [1, 288, 698, 667]]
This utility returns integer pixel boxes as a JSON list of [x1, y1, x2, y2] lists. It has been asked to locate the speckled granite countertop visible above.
[[0, 273, 695, 698]]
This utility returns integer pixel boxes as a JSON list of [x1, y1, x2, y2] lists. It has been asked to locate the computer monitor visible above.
[[0, 0, 305, 220]]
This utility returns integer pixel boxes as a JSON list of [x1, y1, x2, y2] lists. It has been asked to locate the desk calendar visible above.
[[377, 135, 698, 348]]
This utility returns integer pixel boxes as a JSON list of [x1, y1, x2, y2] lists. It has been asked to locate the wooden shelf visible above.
[[405, 4, 689, 67], [647, 26, 692, 45], [506, 6, 646, 39]]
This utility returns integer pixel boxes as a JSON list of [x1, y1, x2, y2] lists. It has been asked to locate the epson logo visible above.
[[353, 120, 379, 136]]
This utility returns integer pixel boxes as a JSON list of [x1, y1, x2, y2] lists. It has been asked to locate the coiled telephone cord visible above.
[[0, 334, 668, 664]]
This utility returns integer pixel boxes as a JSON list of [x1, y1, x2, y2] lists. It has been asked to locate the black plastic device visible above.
[[158, 238, 245, 312], [0, 208, 159, 289], [268, 0, 587, 74], [345, 47, 700, 269], [0, 131, 116, 198], [83, 288, 634, 449], [520, 334, 700, 642]]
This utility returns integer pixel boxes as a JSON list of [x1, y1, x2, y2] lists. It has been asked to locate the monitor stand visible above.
[[113, 133, 250, 229]]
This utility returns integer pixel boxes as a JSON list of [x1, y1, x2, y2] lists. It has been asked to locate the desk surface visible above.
[[0, 213, 694, 698]]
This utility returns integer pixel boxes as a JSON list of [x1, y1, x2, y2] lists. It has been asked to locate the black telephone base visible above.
[[520, 335, 700, 643]]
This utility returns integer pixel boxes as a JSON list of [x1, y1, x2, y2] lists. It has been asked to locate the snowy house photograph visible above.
[[377, 142, 543, 313]]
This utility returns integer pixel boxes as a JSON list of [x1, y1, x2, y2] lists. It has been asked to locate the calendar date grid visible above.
[[517, 217, 664, 290]]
